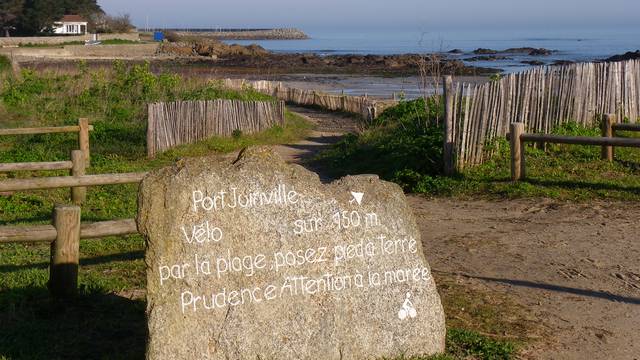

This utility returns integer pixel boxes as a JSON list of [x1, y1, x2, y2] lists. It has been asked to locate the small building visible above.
[[52, 15, 88, 35]]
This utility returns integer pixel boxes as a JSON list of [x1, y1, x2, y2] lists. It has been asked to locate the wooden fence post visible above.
[[10, 54, 22, 80], [510, 123, 526, 181], [147, 107, 156, 159], [71, 150, 86, 205], [49, 204, 81, 298], [78, 118, 90, 166], [443, 75, 455, 176], [601, 113, 616, 162], [279, 101, 286, 126]]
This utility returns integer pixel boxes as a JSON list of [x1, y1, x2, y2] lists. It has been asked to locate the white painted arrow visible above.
[[350, 191, 364, 205]]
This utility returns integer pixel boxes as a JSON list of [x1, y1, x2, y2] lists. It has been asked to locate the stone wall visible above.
[[0, 43, 159, 60], [0, 33, 140, 47]]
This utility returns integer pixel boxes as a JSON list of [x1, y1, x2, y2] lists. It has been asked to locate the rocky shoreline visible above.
[[606, 50, 640, 62], [158, 39, 498, 76]]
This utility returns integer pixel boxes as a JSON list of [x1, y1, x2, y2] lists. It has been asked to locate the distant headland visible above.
[[151, 28, 309, 40]]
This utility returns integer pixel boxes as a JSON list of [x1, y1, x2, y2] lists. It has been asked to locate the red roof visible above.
[[60, 15, 87, 23]]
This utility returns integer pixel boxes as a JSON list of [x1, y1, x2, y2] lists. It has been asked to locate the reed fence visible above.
[[222, 79, 397, 121], [443, 59, 640, 172], [147, 99, 285, 158]]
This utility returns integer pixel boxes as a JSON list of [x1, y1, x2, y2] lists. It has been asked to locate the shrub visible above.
[[92, 14, 135, 33], [317, 97, 444, 190], [164, 31, 181, 43]]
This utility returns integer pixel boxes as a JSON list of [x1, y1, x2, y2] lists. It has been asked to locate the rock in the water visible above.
[[137, 147, 445, 360], [606, 50, 640, 62], [473, 48, 498, 55], [504, 47, 554, 56], [552, 60, 575, 66], [467, 55, 512, 62], [528, 48, 553, 56], [521, 60, 545, 66]]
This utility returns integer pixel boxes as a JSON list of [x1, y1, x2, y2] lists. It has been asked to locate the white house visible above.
[[52, 15, 88, 35]]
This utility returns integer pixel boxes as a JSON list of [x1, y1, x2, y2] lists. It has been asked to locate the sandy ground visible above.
[[272, 74, 490, 99], [413, 197, 640, 360], [279, 106, 640, 360]]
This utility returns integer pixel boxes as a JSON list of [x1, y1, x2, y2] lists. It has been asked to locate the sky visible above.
[[98, 0, 640, 32]]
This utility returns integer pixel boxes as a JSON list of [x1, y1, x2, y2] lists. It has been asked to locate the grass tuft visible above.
[[0, 55, 11, 73]]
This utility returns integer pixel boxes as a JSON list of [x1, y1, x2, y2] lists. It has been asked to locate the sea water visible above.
[[226, 27, 640, 73]]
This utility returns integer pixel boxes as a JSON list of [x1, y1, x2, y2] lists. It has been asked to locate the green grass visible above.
[[0, 62, 318, 359], [0, 71, 524, 359], [406, 329, 517, 360], [316, 98, 640, 201], [0, 56, 10, 73], [98, 39, 142, 45], [0, 110, 311, 227]]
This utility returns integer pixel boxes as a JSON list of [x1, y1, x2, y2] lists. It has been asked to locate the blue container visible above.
[[153, 31, 164, 42]]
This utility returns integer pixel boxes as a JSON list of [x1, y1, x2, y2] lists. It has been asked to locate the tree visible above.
[[91, 13, 134, 34], [60, 0, 102, 20], [13, 0, 103, 36], [15, 0, 64, 35], [0, 0, 24, 37]]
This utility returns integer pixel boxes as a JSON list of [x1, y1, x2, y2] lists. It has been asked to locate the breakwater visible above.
[[159, 28, 308, 40]]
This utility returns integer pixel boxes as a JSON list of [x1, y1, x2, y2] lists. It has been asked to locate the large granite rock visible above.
[[137, 147, 445, 360]]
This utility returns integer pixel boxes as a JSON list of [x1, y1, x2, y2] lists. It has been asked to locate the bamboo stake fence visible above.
[[147, 99, 286, 158], [221, 79, 398, 121], [444, 59, 640, 171]]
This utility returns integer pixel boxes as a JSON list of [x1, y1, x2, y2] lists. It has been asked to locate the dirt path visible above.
[[274, 105, 357, 178], [276, 107, 640, 359], [411, 197, 640, 360]]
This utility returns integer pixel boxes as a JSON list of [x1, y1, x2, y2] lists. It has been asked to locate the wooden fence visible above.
[[0, 119, 93, 203], [443, 59, 640, 172], [509, 117, 640, 181], [0, 172, 146, 297], [222, 79, 398, 121], [147, 99, 285, 158]]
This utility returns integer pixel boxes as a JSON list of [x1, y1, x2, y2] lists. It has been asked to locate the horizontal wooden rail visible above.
[[0, 125, 94, 136], [509, 120, 640, 181], [1, 203, 139, 297], [0, 172, 147, 192], [0, 224, 57, 243], [0, 160, 73, 172], [520, 134, 640, 147], [80, 219, 138, 239], [0, 219, 138, 244], [612, 123, 640, 132]]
